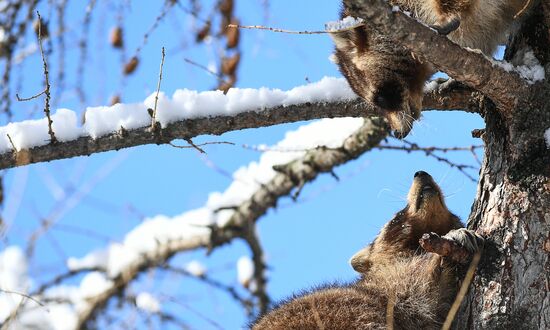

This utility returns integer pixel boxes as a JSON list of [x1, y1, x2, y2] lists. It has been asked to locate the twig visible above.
[[442, 252, 482, 329], [6, 134, 16, 151], [228, 23, 362, 34], [151, 47, 165, 129], [183, 138, 206, 154], [242, 225, 271, 315], [183, 58, 224, 81], [162, 265, 253, 313], [169, 141, 234, 150], [0, 288, 47, 309], [514, 0, 533, 19], [36, 11, 56, 144], [15, 89, 46, 101]]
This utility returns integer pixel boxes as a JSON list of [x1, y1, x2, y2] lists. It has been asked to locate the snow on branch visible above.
[[0, 116, 388, 329], [342, 0, 532, 117], [0, 77, 476, 170]]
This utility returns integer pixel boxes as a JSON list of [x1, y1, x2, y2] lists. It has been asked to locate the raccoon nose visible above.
[[373, 81, 403, 111], [414, 171, 429, 178]]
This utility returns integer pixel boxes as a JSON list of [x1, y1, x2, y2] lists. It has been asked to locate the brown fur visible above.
[[251, 171, 483, 329], [332, 0, 529, 138]]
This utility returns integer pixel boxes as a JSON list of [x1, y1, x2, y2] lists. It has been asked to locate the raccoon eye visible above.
[[373, 81, 403, 111]]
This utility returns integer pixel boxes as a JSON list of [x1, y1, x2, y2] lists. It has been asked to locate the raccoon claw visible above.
[[430, 18, 460, 35]]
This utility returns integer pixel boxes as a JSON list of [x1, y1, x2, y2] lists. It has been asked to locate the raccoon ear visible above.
[[330, 27, 368, 53], [349, 246, 372, 273]]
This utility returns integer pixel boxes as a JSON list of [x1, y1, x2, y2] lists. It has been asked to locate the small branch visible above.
[[36, 12, 56, 144], [183, 58, 224, 81], [169, 141, 234, 150], [0, 288, 46, 308], [151, 47, 165, 129], [16, 89, 46, 102], [162, 265, 253, 313], [228, 24, 329, 35], [241, 225, 270, 315]]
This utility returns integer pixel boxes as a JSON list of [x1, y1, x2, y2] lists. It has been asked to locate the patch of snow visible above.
[[491, 50, 545, 84], [424, 80, 439, 92], [0, 77, 356, 154], [185, 260, 206, 276], [544, 128, 550, 148], [392, 5, 400, 12], [0, 108, 82, 152], [136, 292, 161, 313], [237, 256, 254, 287], [325, 16, 364, 32]]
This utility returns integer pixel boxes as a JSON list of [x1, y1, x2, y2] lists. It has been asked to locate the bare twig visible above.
[[183, 58, 224, 81], [36, 11, 56, 144], [151, 47, 166, 129], [228, 24, 329, 35], [162, 265, 253, 313], [442, 252, 482, 329], [169, 141, 235, 149], [242, 226, 270, 314]]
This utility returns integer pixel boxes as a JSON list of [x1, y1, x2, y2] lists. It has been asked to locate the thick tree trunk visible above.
[[456, 4, 550, 328]]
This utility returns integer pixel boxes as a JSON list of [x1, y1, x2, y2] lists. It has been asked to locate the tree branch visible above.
[[0, 82, 474, 170], [343, 0, 530, 118], [73, 117, 389, 328]]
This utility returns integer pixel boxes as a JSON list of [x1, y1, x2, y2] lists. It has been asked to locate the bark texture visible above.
[[455, 3, 550, 328]]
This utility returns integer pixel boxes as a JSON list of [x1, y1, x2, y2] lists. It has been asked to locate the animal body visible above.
[[252, 171, 484, 329], [332, 0, 529, 138]]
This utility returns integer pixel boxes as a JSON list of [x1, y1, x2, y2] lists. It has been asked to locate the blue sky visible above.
[[1, 1, 484, 328]]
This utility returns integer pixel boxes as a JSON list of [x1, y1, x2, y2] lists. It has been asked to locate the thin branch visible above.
[[151, 47, 166, 129], [183, 58, 224, 81], [0, 82, 476, 170], [228, 24, 330, 35], [162, 265, 253, 313], [343, 0, 530, 118], [242, 226, 270, 315], [36, 11, 56, 144]]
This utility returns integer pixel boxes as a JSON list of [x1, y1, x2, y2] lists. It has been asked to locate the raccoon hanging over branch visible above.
[[251, 171, 484, 329], [332, 0, 531, 138]]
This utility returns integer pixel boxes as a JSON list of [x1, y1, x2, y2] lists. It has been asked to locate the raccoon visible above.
[[332, 0, 529, 138], [251, 171, 484, 329]]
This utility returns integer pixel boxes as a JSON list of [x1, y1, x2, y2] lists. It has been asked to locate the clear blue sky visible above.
[[1, 1, 484, 328]]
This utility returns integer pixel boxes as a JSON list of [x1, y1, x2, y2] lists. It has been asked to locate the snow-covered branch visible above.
[[0, 77, 476, 170], [343, 0, 532, 117]]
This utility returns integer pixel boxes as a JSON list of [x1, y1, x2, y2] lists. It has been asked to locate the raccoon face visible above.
[[407, 170, 446, 215], [331, 27, 430, 138]]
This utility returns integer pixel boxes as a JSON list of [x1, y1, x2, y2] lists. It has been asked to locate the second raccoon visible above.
[[252, 171, 484, 329]]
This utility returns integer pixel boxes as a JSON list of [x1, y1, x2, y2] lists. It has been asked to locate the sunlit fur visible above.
[[251, 172, 483, 329], [332, 0, 528, 138]]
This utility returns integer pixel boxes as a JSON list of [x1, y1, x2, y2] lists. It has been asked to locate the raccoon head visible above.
[[331, 27, 430, 139], [406, 170, 447, 216]]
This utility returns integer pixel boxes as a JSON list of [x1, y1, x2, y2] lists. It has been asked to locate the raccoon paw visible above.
[[430, 18, 460, 35], [443, 228, 485, 254], [419, 229, 484, 264]]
